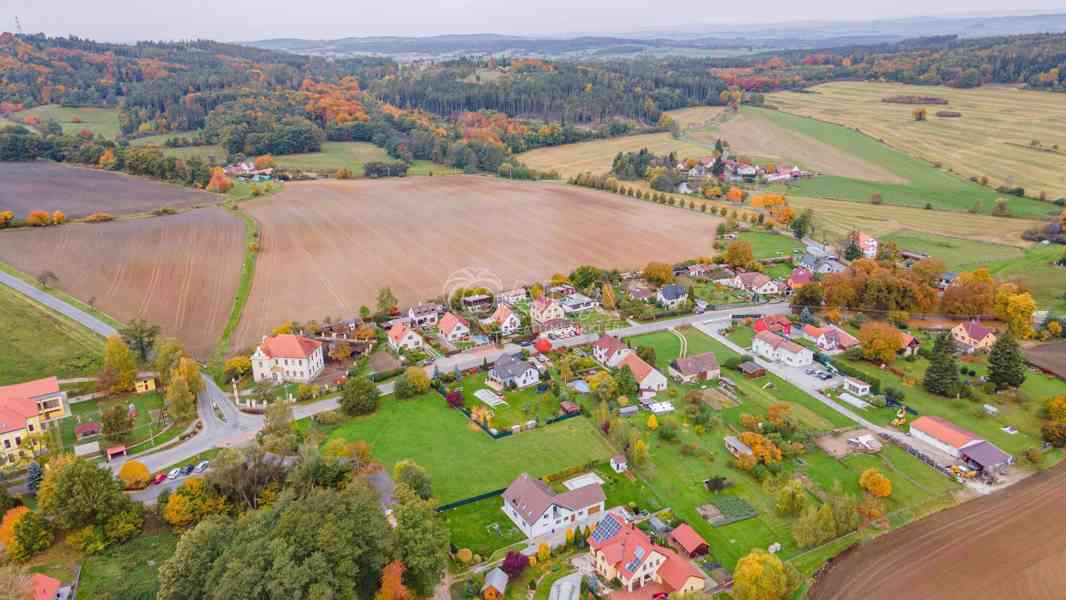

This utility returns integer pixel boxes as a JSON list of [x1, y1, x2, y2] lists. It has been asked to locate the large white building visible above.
[[252, 334, 325, 384], [501, 473, 605, 538], [752, 331, 813, 367]]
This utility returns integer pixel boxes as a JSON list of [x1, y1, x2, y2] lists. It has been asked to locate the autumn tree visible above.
[[0, 507, 29, 548], [775, 479, 807, 516], [205, 167, 233, 193], [643, 262, 675, 285], [739, 431, 782, 465], [724, 241, 754, 269], [732, 550, 799, 600], [912, 108, 927, 121], [790, 282, 823, 310], [223, 356, 252, 381], [393, 460, 432, 500], [154, 337, 187, 387], [101, 404, 134, 444], [165, 376, 196, 422], [859, 468, 892, 498], [941, 268, 996, 317], [51, 210, 66, 225], [377, 287, 398, 314], [341, 375, 380, 416], [99, 335, 137, 394], [117, 460, 151, 490], [988, 330, 1026, 390], [119, 318, 160, 363], [375, 561, 411, 600], [10, 511, 52, 561], [647, 414, 658, 430], [602, 282, 617, 311], [393, 484, 449, 594], [858, 321, 904, 364], [37, 456, 142, 542]]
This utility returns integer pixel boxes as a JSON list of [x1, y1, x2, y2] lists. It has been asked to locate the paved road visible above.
[[0, 271, 118, 337]]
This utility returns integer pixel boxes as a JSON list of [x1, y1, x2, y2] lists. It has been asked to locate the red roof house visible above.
[[31, 573, 62, 600], [753, 314, 792, 336], [670, 523, 709, 557]]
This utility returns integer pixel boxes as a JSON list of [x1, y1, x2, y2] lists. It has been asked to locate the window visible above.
[[2, 440, 8, 449]]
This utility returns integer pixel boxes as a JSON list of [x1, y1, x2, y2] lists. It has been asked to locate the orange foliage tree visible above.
[[51, 210, 65, 225], [25, 210, 51, 226], [750, 193, 786, 208], [254, 155, 275, 170], [858, 321, 904, 364], [726, 186, 744, 202], [0, 506, 30, 547], [374, 561, 411, 600], [97, 148, 117, 169], [739, 431, 782, 465], [859, 468, 892, 498], [205, 167, 233, 193]]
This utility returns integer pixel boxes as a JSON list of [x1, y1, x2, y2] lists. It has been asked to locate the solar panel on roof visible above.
[[625, 546, 646, 573], [591, 515, 621, 543]]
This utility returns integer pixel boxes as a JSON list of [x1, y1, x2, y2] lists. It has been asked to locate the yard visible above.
[[77, 531, 179, 599], [0, 283, 103, 385], [59, 391, 168, 452], [312, 393, 614, 503], [457, 371, 562, 431]]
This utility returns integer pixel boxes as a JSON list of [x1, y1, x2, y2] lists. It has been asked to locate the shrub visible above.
[[52, 210, 66, 224], [26, 210, 51, 226], [67, 525, 107, 554], [85, 212, 114, 223], [11, 511, 52, 561]]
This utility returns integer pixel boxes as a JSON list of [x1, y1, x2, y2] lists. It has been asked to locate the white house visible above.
[[857, 232, 878, 259], [803, 325, 860, 353], [498, 288, 528, 305], [732, 272, 778, 296], [407, 304, 441, 328], [501, 473, 605, 538], [752, 331, 813, 367], [437, 312, 470, 342], [619, 353, 668, 399], [485, 304, 523, 335], [908, 416, 979, 458], [843, 377, 871, 397], [592, 334, 632, 368], [560, 293, 597, 314], [657, 284, 689, 310], [537, 319, 581, 339], [669, 352, 720, 383], [251, 334, 325, 384], [489, 354, 540, 389], [610, 454, 628, 473], [388, 323, 424, 352], [530, 298, 566, 325]]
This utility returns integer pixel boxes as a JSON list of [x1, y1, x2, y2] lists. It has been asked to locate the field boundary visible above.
[[214, 203, 262, 361], [0, 258, 125, 331]]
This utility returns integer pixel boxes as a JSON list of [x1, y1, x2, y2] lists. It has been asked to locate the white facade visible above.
[[503, 497, 603, 538], [909, 427, 964, 458], [752, 333, 813, 367], [251, 339, 325, 384], [530, 299, 566, 324], [388, 325, 424, 351]]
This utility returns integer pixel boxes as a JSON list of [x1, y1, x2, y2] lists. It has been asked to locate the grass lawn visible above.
[[13, 105, 121, 138], [690, 281, 749, 307], [313, 393, 614, 502], [78, 531, 179, 599], [440, 494, 526, 558], [275, 141, 391, 172], [737, 231, 805, 260], [572, 308, 629, 335], [59, 391, 167, 451], [0, 283, 103, 385], [457, 372, 562, 430], [983, 243, 1066, 312], [726, 325, 756, 350], [749, 107, 1054, 219], [881, 230, 1023, 270]]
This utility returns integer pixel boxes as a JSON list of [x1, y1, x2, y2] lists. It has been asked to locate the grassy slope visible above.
[[751, 107, 1054, 219], [737, 230, 806, 260], [881, 230, 1023, 269], [0, 283, 103, 385], [275, 141, 391, 171], [13, 105, 121, 138], [77, 531, 178, 599]]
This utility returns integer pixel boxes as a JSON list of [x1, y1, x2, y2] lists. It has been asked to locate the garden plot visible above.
[[563, 472, 606, 491], [475, 389, 507, 407]]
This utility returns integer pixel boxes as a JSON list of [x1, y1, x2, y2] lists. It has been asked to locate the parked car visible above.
[[152, 472, 167, 485], [652, 593, 669, 600], [166, 468, 181, 480], [194, 461, 210, 473], [180, 464, 195, 476]]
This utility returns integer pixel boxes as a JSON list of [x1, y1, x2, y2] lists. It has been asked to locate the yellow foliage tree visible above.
[[739, 431, 782, 465], [724, 241, 754, 269], [0, 507, 30, 548], [101, 335, 137, 393], [646, 414, 658, 430], [733, 549, 796, 600], [1045, 395, 1066, 422], [859, 468, 892, 498], [162, 493, 195, 527], [537, 542, 550, 562], [51, 210, 65, 225], [858, 321, 904, 364], [1003, 292, 1036, 339], [205, 167, 234, 193], [117, 460, 151, 490]]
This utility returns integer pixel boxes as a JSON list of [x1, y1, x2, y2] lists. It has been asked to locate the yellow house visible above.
[[135, 376, 157, 394], [588, 513, 705, 593], [0, 397, 44, 465], [0, 376, 69, 426], [951, 321, 997, 353]]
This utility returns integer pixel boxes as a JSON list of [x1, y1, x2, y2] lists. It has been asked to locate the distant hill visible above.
[[248, 13, 1066, 59]]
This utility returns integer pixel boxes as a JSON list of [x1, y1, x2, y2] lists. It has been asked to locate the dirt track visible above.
[[231, 176, 721, 351], [0, 208, 244, 356], [0, 161, 214, 218], [809, 463, 1066, 600]]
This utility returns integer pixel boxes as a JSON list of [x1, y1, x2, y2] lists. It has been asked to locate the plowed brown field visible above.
[[0, 161, 214, 218], [809, 464, 1066, 600], [0, 208, 244, 356], [231, 176, 720, 351]]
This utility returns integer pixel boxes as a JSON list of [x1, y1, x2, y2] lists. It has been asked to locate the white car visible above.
[[166, 468, 181, 480], [193, 461, 210, 473]]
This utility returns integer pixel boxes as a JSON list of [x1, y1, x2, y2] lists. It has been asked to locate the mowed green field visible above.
[[882, 230, 1024, 269], [0, 283, 103, 385], [736, 230, 805, 260], [12, 105, 121, 138], [750, 107, 1055, 219], [275, 141, 391, 171], [321, 394, 614, 502]]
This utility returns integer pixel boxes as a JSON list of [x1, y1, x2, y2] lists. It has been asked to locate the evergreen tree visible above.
[[923, 332, 961, 397], [988, 330, 1026, 390], [26, 463, 43, 494], [843, 238, 862, 261]]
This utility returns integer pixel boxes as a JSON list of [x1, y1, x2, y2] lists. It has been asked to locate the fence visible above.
[[436, 487, 508, 512]]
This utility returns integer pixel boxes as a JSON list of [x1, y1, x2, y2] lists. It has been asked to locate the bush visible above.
[[117, 460, 151, 490], [11, 511, 52, 561], [26, 210, 52, 226], [67, 525, 107, 555], [85, 212, 114, 223]]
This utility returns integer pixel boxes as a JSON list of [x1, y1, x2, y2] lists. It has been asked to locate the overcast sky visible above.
[[5, 0, 1066, 43]]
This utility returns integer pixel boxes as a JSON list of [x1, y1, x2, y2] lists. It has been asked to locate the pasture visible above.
[[881, 230, 1023, 269], [517, 130, 711, 180], [12, 105, 121, 138], [273, 141, 391, 171], [0, 283, 103, 385], [768, 81, 1066, 200], [0, 161, 215, 218], [231, 176, 721, 350], [0, 207, 245, 356]]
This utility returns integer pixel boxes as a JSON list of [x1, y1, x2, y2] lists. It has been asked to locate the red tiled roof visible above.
[[388, 323, 412, 343], [0, 397, 37, 434], [0, 376, 60, 399], [490, 304, 514, 323], [656, 547, 704, 591], [259, 334, 322, 359], [589, 515, 655, 578], [670, 523, 708, 555], [959, 321, 994, 342], [620, 353, 655, 383], [754, 315, 791, 333], [787, 268, 812, 287], [438, 312, 468, 334], [32, 573, 61, 600], [593, 334, 627, 357], [755, 331, 806, 355], [803, 324, 830, 337], [74, 422, 101, 436], [911, 415, 978, 450]]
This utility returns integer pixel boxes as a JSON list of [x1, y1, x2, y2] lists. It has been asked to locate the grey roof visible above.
[[659, 284, 687, 301], [725, 435, 753, 455], [671, 352, 720, 376], [502, 473, 605, 526], [483, 568, 509, 594], [560, 293, 594, 307], [960, 440, 1012, 469], [548, 573, 582, 600], [492, 353, 535, 380]]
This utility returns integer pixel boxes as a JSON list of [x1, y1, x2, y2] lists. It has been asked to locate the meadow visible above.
[[768, 81, 1066, 200], [12, 104, 121, 138]]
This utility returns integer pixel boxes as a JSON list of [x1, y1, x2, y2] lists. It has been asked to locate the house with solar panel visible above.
[[588, 512, 706, 593], [501, 473, 605, 538]]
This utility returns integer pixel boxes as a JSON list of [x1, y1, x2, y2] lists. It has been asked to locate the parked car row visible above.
[[152, 460, 210, 485], [805, 368, 836, 381]]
